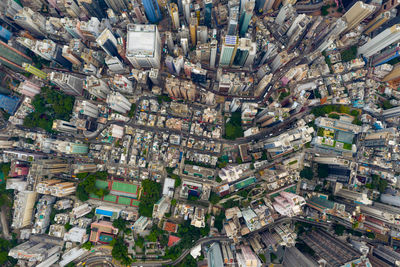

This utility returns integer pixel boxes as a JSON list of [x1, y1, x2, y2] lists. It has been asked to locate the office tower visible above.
[[233, 38, 251, 66], [236, 245, 262, 267], [210, 39, 217, 68], [65, 0, 81, 18], [282, 246, 319, 267], [275, 4, 295, 25], [149, 68, 160, 85], [142, 0, 162, 23], [197, 26, 208, 43], [207, 243, 224, 267], [79, 17, 101, 41], [107, 92, 132, 113], [22, 63, 47, 79], [182, 0, 191, 24], [343, 1, 376, 31], [126, 24, 161, 69], [49, 72, 84, 96], [132, 2, 148, 24], [11, 191, 37, 229], [181, 38, 189, 55], [173, 56, 184, 75], [383, 64, 400, 87], [204, 0, 212, 26], [0, 40, 32, 72], [358, 25, 400, 58], [244, 41, 256, 67], [256, 0, 275, 13], [84, 76, 111, 99], [96, 28, 119, 58], [62, 46, 81, 66], [372, 43, 400, 66], [239, 0, 255, 36], [75, 100, 99, 118], [0, 0, 23, 19], [190, 17, 198, 46], [170, 3, 180, 29], [105, 55, 125, 73], [17, 80, 41, 97], [13, 7, 46, 37], [52, 120, 78, 134], [165, 55, 175, 73], [72, 163, 97, 174], [53, 141, 89, 155], [112, 74, 134, 94], [78, 0, 107, 19], [287, 14, 311, 48], [165, 31, 174, 53], [364, 11, 393, 34], [228, 6, 239, 35], [219, 35, 238, 67], [103, 0, 128, 12]]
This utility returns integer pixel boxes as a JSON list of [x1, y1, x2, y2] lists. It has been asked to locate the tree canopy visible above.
[[139, 179, 162, 217]]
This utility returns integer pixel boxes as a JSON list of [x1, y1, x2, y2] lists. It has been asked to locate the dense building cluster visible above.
[[1, 0, 400, 266]]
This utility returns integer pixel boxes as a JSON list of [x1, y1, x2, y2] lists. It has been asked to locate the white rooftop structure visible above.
[[126, 24, 161, 69]]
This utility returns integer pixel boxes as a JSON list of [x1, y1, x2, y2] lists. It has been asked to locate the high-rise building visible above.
[[11, 191, 37, 229], [0, 40, 32, 72], [275, 4, 295, 25], [227, 6, 239, 35], [190, 17, 198, 46], [84, 76, 111, 99], [343, 1, 376, 31], [106, 92, 131, 113], [233, 38, 252, 66], [49, 72, 84, 96], [210, 39, 218, 68], [219, 35, 238, 67], [65, 0, 82, 18], [236, 245, 262, 267], [17, 80, 41, 97], [22, 63, 47, 79], [142, 0, 162, 23], [77, 0, 108, 19], [13, 7, 46, 37], [256, 0, 275, 13], [103, 0, 128, 12], [364, 11, 393, 35], [96, 28, 119, 58], [52, 120, 78, 134], [239, 0, 255, 36], [0, 0, 23, 19], [383, 63, 400, 87], [126, 24, 161, 69], [204, 0, 212, 27], [207, 243, 224, 267], [75, 100, 99, 118], [170, 3, 180, 29], [182, 0, 191, 24], [105, 55, 125, 73], [0, 94, 20, 115], [372, 43, 400, 66], [358, 25, 400, 58]]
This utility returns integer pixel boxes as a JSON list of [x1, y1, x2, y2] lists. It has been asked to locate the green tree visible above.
[[113, 218, 129, 234], [139, 180, 162, 217], [171, 199, 177, 206], [215, 176, 222, 183], [81, 241, 93, 250], [209, 192, 221, 205], [111, 237, 132, 265], [334, 224, 345, 236], [127, 103, 136, 117], [64, 222, 72, 231]]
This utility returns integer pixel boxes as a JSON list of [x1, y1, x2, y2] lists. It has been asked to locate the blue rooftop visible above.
[[0, 94, 19, 114]]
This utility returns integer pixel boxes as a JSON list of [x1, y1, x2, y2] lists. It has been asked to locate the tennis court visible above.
[[118, 196, 132, 205], [131, 200, 140, 206], [103, 194, 117, 202], [111, 181, 138, 194], [95, 180, 109, 189]]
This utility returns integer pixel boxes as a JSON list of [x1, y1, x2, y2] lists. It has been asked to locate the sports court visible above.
[[89, 179, 141, 207]]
